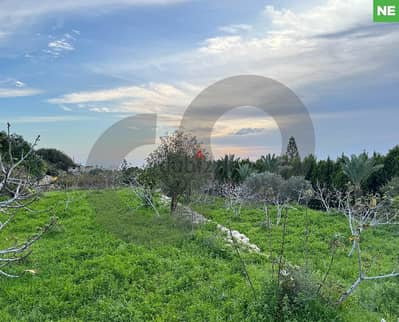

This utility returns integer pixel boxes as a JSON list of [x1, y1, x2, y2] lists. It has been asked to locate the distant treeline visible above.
[[2, 129, 398, 196], [0, 130, 76, 178], [213, 137, 399, 195]]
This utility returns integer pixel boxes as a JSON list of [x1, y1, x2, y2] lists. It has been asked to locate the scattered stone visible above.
[[161, 194, 262, 253]]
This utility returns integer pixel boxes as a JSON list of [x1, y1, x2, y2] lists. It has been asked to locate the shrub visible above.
[[250, 268, 341, 321], [382, 176, 399, 197]]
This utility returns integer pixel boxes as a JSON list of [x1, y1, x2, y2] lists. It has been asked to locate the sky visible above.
[[0, 0, 398, 166]]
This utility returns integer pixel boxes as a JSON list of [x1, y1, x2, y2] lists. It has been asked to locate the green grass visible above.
[[88, 190, 194, 247], [191, 197, 399, 321], [0, 189, 397, 321], [0, 190, 256, 321]]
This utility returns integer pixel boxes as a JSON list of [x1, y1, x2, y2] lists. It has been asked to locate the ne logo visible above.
[[374, 0, 399, 22]]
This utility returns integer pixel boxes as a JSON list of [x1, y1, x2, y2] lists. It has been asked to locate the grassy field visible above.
[[192, 198, 399, 320], [0, 189, 398, 321]]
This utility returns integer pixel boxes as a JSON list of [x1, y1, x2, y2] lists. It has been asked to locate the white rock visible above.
[[231, 231, 241, 239]]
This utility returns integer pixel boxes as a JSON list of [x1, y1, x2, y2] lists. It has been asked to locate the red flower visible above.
[[196, 149, 205, 160]]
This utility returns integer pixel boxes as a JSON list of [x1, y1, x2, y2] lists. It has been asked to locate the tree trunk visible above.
[[170, 193, 178, 213], [276, 206, 282, 225]]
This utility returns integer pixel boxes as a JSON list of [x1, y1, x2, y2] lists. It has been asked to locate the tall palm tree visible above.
[[215, 154, 240, 183], [258, 154, 280, 173], [237, 163, 253, 182], [342, 153, 383, 194]]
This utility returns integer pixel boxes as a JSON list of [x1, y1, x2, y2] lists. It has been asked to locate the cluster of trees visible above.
[[0, 127, 76, 178], [244, 172, 312, 224], [141, 131, 399, 213], [214, 137, 399, 196], [37, 148, 76, 176], [0, 130, 45, 177]]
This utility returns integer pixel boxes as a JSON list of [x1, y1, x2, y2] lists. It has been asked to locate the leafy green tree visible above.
[[286, 136, 300, 161], [215, 154, 240, 183], [364, 152, 386, 193], [0, 127, 45, 178], [315, 157, 335, 188], [275, 154, 291, 180], [272, 137, 301, 178], [342, 153, 383, 194], [119, 159, 141, 185], [384, 145, 399, 181], [302, 154, 317, 182], [331, 156, 348, 188], [146, 130, 209, 212], [255, 154, 280, 173], [37, 148, 75, 175], [237, 163, 253, 182], [286, 176, 313, 203], [289, 155, 303, 177], [381, 176, 399, 198], [137, 167, 157, 190], [244, 172, 311, 224]]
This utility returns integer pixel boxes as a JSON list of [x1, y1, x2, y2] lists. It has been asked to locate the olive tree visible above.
[[146, 130, 209, 212], [286, 176, 313, 204], [244, 172, 312, 225]]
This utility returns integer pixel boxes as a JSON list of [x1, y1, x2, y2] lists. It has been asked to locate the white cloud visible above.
[[94, 0, 397, 97], [89, 107, 112, 113], [234, 128, 266, 136], [15, 81, 25, 88], [63, 33, 76, 40], [48, 82, 200, 116], [48, 39, 74, 51], [211, 144, 277, 160], [44, 0, 399, 160], [59, 105, 73, 112], [0, 0, 187, 41], [219, 24, 252, 34], [73, 0, 399, 160], [0, 116, 93, 124], [0, 88, 42, 98], [45, 33, 77, 57], [199, 36, 243, 54], [263, 1, 369, 37], [50, 0, 393, 111]]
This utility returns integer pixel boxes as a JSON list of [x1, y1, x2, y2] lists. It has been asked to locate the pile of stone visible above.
[[216, 224, 261, 253]]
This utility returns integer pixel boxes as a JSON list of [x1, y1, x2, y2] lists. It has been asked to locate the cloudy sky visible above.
[[0, 0, 398, 165]]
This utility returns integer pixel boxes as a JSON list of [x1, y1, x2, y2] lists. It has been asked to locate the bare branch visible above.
[[0, 125, 53, 278], [337, 190, 399, 303]]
